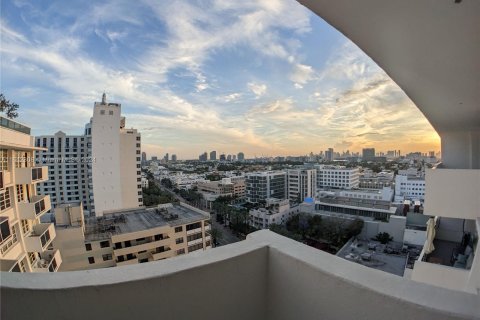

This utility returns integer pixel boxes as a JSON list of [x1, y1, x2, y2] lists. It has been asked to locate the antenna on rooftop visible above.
[[102, 92, 107, 105]]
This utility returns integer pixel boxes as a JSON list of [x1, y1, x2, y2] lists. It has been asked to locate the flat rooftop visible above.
[[84, 203, 209, 241], [317, 195, 394, 211]]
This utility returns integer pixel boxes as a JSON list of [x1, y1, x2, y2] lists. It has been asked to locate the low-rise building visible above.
[[249, 198, 291, 229], [53, 202, 211, 271], [339, 186, 394, 202], [394, 175, 425, 202], [287, 168, 316, 204]]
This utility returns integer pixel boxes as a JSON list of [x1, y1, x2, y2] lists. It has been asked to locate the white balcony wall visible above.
[[1, 231, 478, 320], [424, 169, 480, 219]]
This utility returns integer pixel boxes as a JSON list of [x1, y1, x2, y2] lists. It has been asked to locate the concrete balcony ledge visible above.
[[1, 230, 479, 320], [15, 166, 48, 184], [17, 195, 51, 220]]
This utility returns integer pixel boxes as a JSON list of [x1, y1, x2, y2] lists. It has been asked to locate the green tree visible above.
[[210, 227, 223, 247], [375, 232, 393, 244], [0, 94, 19, 118]]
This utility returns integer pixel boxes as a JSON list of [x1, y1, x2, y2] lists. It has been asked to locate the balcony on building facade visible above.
[[17, 195, 51, 220], [15, 166, 48, 185], [24, 223, 55, 252], [31, 249, 62, 273], [0, 170, 12, 190], [411, 216, 478, 293], [1, 230, 478, 320], [186, 227, 202, 235], [112, 237, 170, 257], [151, 247, 172, 260]]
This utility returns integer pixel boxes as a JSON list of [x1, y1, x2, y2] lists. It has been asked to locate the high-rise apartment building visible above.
[[199, 152, 208, 161], [35, 131, 93, 215], [219, 154, 226, 161], [171, 154, 177, 162], [362, 148, 376, 161], [141, 152, 147, 165], [1, 117, 62, 273], [91, 94, 142, 216], [209, 151, 216, 161], [287, 169, 317, 204], [315, 165, 359, 189], [245, 171, 286, 203], [237, 152, 244, 161]]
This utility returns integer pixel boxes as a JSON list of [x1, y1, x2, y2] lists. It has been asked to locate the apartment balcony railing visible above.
[[187, 238, 203, 246], [116, 258, 138, 267], [186, 227, 202, 235], [17, 195, 51, 220], [31, 250, 62, 273], [24, 223, 55, 252], [425, 168, 480, 220], [15, 166, 48, 185], [112, 237, 170, 257], [151, 247, 172, 260], [1, 230, 478, 320]]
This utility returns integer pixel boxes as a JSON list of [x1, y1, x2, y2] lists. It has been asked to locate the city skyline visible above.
[[1, 0, 439, 159]]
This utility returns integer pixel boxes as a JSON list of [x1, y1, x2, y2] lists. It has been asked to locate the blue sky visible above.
[[1, 0, 439, 159]]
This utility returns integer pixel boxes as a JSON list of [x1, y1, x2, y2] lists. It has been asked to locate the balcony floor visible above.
[[427, 239, 458, 266]]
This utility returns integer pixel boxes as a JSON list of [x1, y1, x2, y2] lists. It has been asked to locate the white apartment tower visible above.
[[35, 131, 92, 215], [287, 168, 316, 204], [91, 94, 142, 216], [1, 117, 62, 273]]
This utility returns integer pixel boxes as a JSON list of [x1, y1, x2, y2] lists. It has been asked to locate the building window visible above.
[[102, 254, 113, 261], [0, 218, 11, 243], [20, 220, 30, 234], [176, 237, 184, 244], [88, 257, 95, 264], [108, 110, 113, 115], [0, 188, 11, 211], [176, 248, 185, 255], [85, 243, 92, 251], [174, 226, 183, 233], [16, 185, 24, 202], [0, 149, 8, 170], [100, 110, 105, 115], [100, 241, 110, 248]]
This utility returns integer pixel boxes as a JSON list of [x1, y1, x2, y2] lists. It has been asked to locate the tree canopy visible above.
[[0, 94, 19, 119]]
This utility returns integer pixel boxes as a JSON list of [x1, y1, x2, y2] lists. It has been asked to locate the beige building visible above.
[[198, 177, 246, 208], [53, 202, 211, 271], [0, 116, 61, 273], [91, 94, 143, 217]]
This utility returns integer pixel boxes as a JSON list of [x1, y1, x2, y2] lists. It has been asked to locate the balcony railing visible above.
[[186, 227, 202, 235], [31, 250, 62, 273], [24, 223, 55, 252], [17, 195, 51, 220], [0, 230, 477, 320]]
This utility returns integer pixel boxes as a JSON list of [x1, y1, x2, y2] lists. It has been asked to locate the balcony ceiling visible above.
[[299, 0, 480, 133]]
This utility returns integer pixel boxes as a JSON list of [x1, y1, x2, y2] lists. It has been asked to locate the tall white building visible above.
[[286, 168, 316, 204], [91, 94, 142, 216], [1, 117, 62, 273], [35, 94, 142, 217], [245, 171, 286, 203], [35, 131, 93, 215], [315, 165, 359, 189]]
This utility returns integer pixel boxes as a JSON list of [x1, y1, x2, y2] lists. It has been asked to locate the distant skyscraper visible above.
[[232, 155, 237, 161], [171, 154, 177, 162], [220, 154, 226, 161], [237, 152, 245, 161], [141, 152, 147, 165], [210, 151, 217, 161], [199, 152, 208, 161], [151, 156, 158, 161], [324, 148, 334, 161], [227, 154, 232, 161], [362, 148, 376, 161], [164, 153, 169, 162]]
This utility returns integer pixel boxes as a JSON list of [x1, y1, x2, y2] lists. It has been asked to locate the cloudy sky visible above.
[[1, 0, 440, 159]]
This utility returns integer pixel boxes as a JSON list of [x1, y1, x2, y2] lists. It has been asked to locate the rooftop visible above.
[[317, 195, 396, 212], [84, 203, 209, 241]]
